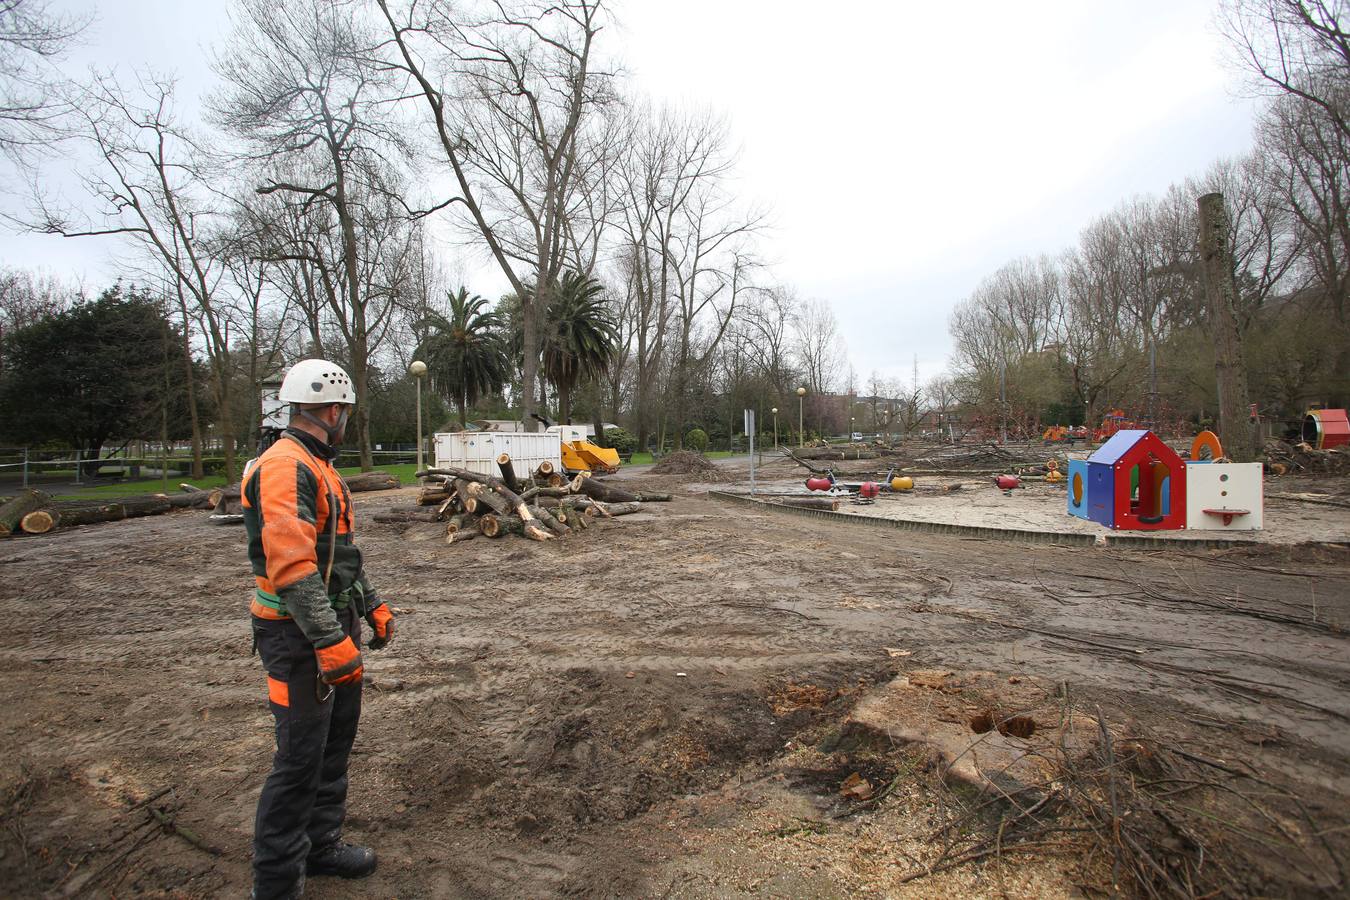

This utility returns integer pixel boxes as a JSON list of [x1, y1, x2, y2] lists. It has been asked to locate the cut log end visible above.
[[19, 510, 56, 534]]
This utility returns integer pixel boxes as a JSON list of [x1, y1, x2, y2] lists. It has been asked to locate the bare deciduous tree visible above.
[[29, 74, 241, 479], [214, 0, 426, 468], [0, 0, 86, 161], [376, 0, 612, 431], [1220, 0, 1350, 141]]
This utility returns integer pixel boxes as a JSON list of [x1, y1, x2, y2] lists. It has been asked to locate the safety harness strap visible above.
[[254, 583, 360, 616]]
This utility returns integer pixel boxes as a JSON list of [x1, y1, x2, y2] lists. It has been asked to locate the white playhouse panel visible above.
[[1185, 462, 1264, 531], [434, 431, 561, 478]]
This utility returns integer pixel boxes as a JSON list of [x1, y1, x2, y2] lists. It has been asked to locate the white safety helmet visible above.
[[279, 359, 355, 406]]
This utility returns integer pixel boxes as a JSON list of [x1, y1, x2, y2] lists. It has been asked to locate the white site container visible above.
[[433, 431, 562, 478]]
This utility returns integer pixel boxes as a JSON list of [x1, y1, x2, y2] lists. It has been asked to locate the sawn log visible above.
[[342, 471, 400, 492], [0, 489, 51, 536]]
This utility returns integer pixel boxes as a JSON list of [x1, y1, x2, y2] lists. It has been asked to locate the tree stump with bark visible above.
[[0, 490, 51, 536]]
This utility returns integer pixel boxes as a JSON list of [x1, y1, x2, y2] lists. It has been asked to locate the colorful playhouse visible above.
[[1303, 408, 1350, 450], [1066, 429, 1263, 532]]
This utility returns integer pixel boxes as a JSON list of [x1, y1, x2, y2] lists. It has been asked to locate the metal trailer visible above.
[[433, 431, 562, 478]]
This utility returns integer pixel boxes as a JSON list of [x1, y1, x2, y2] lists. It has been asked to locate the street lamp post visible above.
[[771, 407, 778, 449], [796, 386, 807, 448], [410, 360, 428, 477]]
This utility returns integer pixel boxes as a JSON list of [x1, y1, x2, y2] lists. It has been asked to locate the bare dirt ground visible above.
[[1, 469, 1347, 898]]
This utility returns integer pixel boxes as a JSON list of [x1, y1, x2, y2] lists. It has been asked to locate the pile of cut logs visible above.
[[373, 454, 668, 544]]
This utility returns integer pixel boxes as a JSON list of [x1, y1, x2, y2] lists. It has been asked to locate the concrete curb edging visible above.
[[707, 491, 1292, 551]]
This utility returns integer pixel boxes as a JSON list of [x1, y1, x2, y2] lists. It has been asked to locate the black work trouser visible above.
[[251, 606, 362, 899]]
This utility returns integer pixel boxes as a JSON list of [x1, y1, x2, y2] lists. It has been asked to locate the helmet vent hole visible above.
[[311, 381, 323, 392]]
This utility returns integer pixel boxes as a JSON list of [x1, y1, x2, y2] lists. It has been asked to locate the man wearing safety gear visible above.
[[243, 359, 395, 900]]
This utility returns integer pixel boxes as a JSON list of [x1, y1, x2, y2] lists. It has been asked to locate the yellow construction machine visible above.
[[534, 416, 621, 475]]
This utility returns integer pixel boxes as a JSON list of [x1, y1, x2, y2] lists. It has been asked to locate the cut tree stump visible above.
[[478, 513, 524, 538], [576, 478, 639, 504], [19, 510, 56, 534], [497, 453, 520, 493], [0, 489, 51, 536], [343, 471, 400, 492]]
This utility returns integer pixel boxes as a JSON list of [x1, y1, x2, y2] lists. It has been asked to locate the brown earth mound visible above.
[[650, 450, 730, 480]]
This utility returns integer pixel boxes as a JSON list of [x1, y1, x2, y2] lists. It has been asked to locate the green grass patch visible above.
[[50, 473, 231, 500]]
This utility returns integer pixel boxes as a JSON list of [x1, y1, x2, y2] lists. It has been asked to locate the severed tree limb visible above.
[[452, 479, 479, 515], [528, 503, 568, 536], [478, 513, 523, 538], [420, 467, 552, 540], [497, 453, 520, 493], [576, 477, 639, 504], [0, 489, 51, 537], [472, 486, 512, 516]]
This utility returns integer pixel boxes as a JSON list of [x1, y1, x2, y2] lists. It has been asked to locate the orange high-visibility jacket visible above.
[[242, 431, 362, 621]]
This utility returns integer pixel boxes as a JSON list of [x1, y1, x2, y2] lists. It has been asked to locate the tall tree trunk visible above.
[[522, 276, 543, 431], [350, 351, 372, 471], [211, 358, 237, 483], [175, 301, 204, 479], [1197, 192, 1255, 462]]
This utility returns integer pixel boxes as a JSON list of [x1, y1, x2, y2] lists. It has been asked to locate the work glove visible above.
[[366, 603, 395, 651], [315, 635, 363, 686]]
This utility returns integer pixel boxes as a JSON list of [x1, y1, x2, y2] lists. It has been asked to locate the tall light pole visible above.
[[771, 407, 779, 449], [796, 386, 807, 448], [410, 359, 428, 477]]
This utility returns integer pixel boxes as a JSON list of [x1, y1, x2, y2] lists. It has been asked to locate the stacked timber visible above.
[[413, 454, 665, 545]]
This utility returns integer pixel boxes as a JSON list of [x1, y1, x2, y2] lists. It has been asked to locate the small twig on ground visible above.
[[147, 805, 224, 856]]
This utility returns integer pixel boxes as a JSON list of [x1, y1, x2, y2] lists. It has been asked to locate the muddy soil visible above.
[[0, 476, 1347, 897]]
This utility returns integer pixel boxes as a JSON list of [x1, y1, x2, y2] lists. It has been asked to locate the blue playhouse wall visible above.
[[1087, 461, 1116, 528], [1067, 459, 1090, 519]]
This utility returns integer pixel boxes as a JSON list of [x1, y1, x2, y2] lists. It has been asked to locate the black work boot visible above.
[[306, 841, 377, 879]]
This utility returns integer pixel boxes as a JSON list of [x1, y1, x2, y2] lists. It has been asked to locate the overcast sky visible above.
[[2, 0, 1259, 387]]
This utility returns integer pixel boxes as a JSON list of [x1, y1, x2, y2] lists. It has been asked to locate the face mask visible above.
[[300, 406, 350, 446]]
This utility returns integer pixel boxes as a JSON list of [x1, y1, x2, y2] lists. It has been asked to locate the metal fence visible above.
[[0, 446, 421, 490]]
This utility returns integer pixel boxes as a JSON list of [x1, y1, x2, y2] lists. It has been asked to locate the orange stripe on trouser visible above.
[[267, 676, 290, 707]]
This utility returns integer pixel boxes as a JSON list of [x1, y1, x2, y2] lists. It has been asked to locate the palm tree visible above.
[[419, 287, 510, 428], [540, 271, 618, 424]]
